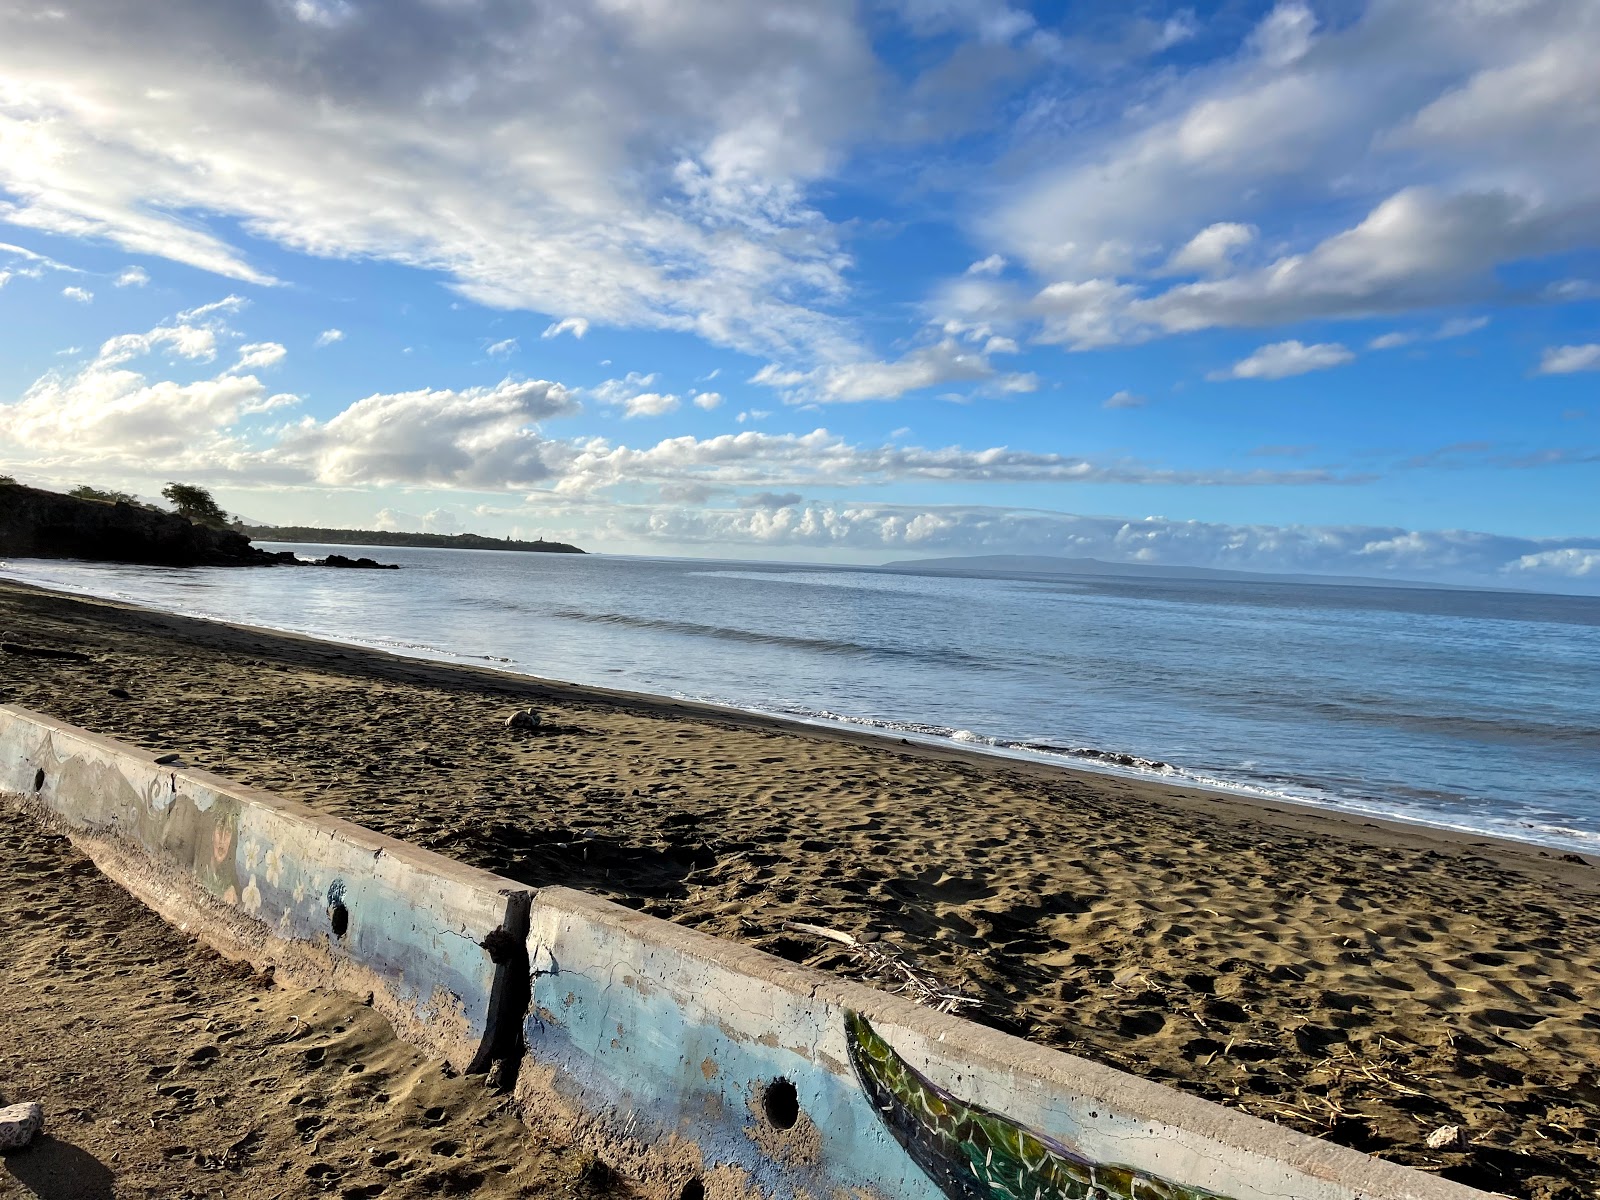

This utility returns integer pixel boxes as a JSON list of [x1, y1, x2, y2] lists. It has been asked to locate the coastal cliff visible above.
[[0, 481, 294, 568]]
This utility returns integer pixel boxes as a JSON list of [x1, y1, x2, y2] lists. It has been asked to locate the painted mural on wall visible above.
[[845, 1011, 1231, 1200]]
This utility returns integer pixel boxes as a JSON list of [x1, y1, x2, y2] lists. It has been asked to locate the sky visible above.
[[1, 0, 1598, 591]]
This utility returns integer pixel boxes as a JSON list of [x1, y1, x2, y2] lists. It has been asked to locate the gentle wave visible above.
[[547, 607, 998, 672], [765, 704, 1600, 853]]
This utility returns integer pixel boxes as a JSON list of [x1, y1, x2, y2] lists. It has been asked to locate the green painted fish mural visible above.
[[844, 1010, 1233, 1200]]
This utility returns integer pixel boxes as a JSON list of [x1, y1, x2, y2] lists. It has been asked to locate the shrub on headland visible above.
[[69, 484, 142, 505]]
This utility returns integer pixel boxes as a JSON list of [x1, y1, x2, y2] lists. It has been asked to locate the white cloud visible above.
[[97, 325, 218, 365], [966, 254, 1007, 276], [486, 337, 518, 358], [1210, 340, 1354, 381], [954, 1, 1600, 348], [892, 0, 1034, 43], [1506, 549, 1600, 578], [0, 0, 879, 359], [692, 391, 724, 410], [62, 285, 92, 303], [314, 328, 345, 347], [1435, 315, 1489, 339], [1369, 331, 1415, 351], [180, 295, 247, 322], [1165, 223, 1255, 275], [232, 342, 287, 372], [620, 392, 679, 418], [114, 266, 149, 287], [553, 498, 1600, 588], [1370, 315, 1489, 350], [590, 372, 681, 419], [1103, 390, 1145, 409], [1538, 344, 1600, 375], [277, 379, 578, 488], [0, 320, 294, 462], [754, 339, 1037, 403], [542, 317, 590, 340]]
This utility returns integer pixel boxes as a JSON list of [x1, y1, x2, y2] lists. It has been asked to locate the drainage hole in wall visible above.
[[678, 1179, 705, 1200], [762, 1077, 800, 1130], [33, 768, 45, 792], [328, 900, 349, 939]]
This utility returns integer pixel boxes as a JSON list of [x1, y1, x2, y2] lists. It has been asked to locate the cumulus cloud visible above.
[[1103, 390, 1145, 409], [0, 319, 294, 462], [542, 317, 590, 340], [590, 372, 682, 419], [232, 342, 287, 372], [753, 339, 1037, 403], [551, 426, 1362, 497], [1538, 344, 1600, 375], [737, 491, 803, 510], [1210, 340, 1353, 381], [62, 285, 93, 303], [314, 328, 345, 347], [966, 254, 1007, 276], [692, 391, 724, 410], [1506, 549, 1600, 578], [276, 379, 578, 488], [486, 338, 518, 358], [557, 498, 1600, 589], [114, 266, 149, 287], [1164, 223, 1255, 275], [947, 1, 1600, 349]]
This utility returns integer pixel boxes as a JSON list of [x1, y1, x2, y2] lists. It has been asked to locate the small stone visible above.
[[0, 1102, 44, 1151], [505, 709, 540, 731], [153, 752, 182, 765], [108, 687, 131, 699], [1425, 1124, 1465, 1150]]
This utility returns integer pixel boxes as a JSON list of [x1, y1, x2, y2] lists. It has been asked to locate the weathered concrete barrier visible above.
[[1, 704, 1492, 1200], [0, 705, 531, 1074], [519, 890, 1492, 1200]]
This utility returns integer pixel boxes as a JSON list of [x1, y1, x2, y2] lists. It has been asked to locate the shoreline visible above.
[[2, 569, 1590, 862], [1, 575, 1596, 1197]]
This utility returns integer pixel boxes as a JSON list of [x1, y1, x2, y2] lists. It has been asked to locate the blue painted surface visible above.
[[0, 709, 513, 1066], [524, 922, 944, 1200]]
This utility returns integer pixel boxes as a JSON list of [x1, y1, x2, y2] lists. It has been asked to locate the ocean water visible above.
[[5, 546, 1599, 853]]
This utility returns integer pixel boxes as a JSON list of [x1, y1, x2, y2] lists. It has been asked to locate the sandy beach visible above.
[[0, 798, 613, 1199], [0, 578, 1595, 1200]]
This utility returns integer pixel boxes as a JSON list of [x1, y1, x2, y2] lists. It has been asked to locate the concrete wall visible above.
[[0, 704, 1492, 1200], [0, 705, 531, 1073], [519, 886, 1491, 1200]]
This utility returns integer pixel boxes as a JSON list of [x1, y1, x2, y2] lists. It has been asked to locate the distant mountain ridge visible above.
[[881, 553, 1498, 592], [243, 525, 585, 555]]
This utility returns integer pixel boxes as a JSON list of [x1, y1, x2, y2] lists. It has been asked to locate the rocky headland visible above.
[[0, 482, 396, 569]]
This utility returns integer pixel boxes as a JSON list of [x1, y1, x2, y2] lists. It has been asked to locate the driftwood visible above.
[[783, 921, 982, 1015]]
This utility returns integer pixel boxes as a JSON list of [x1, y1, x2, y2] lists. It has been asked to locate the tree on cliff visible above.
[[162, 482, 229, 528]]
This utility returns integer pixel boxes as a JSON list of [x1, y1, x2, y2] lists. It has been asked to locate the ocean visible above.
[[5, 545, 1599, 853]]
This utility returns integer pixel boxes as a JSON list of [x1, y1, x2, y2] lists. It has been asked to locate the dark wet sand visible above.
[[1, 578, 1596, 1199]]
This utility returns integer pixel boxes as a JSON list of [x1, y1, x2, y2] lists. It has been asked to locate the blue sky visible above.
[[1, 0, 1598, 590]]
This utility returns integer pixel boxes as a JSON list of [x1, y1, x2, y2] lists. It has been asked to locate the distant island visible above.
[[242, 525, 585, 555], [882, 553, 1497, 592]]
